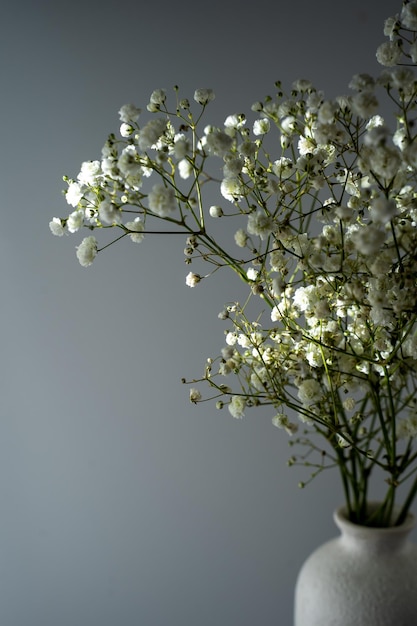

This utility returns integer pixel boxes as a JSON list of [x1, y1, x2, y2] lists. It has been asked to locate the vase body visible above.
[[294, 504, 417, 626]]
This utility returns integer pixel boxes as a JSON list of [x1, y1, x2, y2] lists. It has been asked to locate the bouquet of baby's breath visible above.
[[50, 2, 417, 527]]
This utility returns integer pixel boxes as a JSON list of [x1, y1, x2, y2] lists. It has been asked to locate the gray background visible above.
[[0, 1, 408, 625]]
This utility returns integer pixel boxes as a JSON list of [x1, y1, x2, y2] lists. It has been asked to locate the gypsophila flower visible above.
[[209, 205, 223, 217], [225, 332, 238, 346], [194, 88, 215, 105], [118, 145, 143, 178], [99, 199, 122, 225], [172, 135, 190, 160], [272, 414, 298, 435], [273, 157, 295, 179], [376, 41, 402, 66], [247, 267, 258, 281], [370, 196, 397, 224], [343, 397, 356, 411], [384, 15, 399, 39], [77, 161, 101, 185], [228, 395, 246, 418], [138, 118, 167, 151], [253, 118, 270, 135], [65, 181, 84, 207], [349, 224, 386, 255], [76, 236, 97, 267], [67, 210, 84, 233], [185, 272, 201, 287], [247, 210, 274, 239], [297, 379, 322, 406], [189, 388, 202, 403], [234, 229, 248, 247], [178, 158, 193, 179], [401, 1, 417, 29], [148, 184, 176, 216], [351, 91, 379, 118], [204, 129, 233, 157], [118, 103, 141, 123], [224, 113, 246, 130], [349, 73, 376, 92], [221, 178, 243, 202], [120, 123, 134, 137], [125, 217, 145, 243], [49, 217, 65, 236], [148, 89, 167, 111]]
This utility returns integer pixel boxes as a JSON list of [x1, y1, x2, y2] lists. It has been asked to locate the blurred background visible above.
[[0, 1, 406, 624]]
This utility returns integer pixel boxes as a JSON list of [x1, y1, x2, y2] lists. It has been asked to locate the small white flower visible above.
[[349, 224, 386, 255], [272, 414, 298, 435], [98, 199, 122, 225], [370, 196, 397, 224], [76, 236, 97, 267], [125, 217, 145, 243], [384, 16, 399, 39], [351, 91, 379, 118], [401, 1, 417, 29], [234, 229, 248, 247], [376, 41, 402, 67], [172, 135, 190, 160], [77, 160, 101, 185], [343, 397, 356, 411], [194, 88, 215, 105], [349, 73, 376, 92], [189, 388, 202, 403], [280, 115, 297, 135], [204, 129, 233, 157], [49, 217, 65, 236], [118, 103, 141, 123], [67, 210, 84, 233], [253, 118, 270, 136], [65, 181, 84, 207], [118, 145, 143, 178], [228, 395, 246, 419], [209, 205, 223, 217], [224, 113, 246, 129], [366, 115, 384, 130], [138, 118, 167, 151], [223, 157, 243, 177], [120, 123, 134, 137], [178, 158, 193, 179], [271, 305, 283, 322], [247, 210, 274, 239], [272, 157, 295, 179], [292, 79, 313, 92], [185, 272, 201, 287], [148, 184, 176, 217], [297, 379, 322, 405], [225, 332, 238, 346], [221, 178, 243, 202], [149, 88, 166, 106], [237, 334, 251, 348]]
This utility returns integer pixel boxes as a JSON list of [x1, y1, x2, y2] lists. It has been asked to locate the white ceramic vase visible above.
[[294, 503, 417, 626]]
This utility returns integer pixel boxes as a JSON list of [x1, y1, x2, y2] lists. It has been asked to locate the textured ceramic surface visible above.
[[294, 505, 417, 626]]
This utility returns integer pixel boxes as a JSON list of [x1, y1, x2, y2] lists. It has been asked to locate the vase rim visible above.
[[334, 502, 415, 533]]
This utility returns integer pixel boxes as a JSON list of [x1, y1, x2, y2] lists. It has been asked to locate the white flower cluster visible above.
[[50, 2, 417, 524]]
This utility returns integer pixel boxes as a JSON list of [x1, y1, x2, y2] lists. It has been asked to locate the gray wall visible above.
[[1, 1, 405, 624]]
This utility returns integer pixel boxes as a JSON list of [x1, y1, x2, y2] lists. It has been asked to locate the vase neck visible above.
[[334, 505, 415, 554]]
